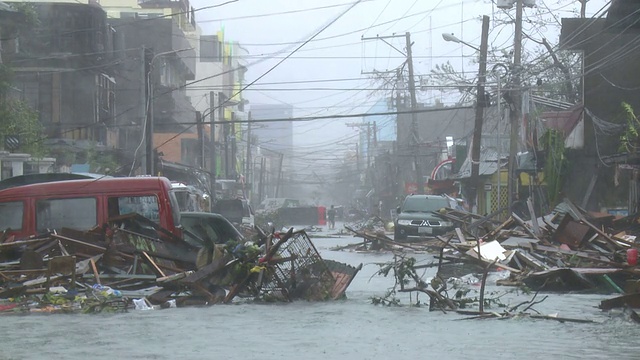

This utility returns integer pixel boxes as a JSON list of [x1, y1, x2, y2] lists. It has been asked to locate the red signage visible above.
[[404, 182, 429, 194]]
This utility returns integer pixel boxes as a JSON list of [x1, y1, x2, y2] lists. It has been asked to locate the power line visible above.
[[152, 0, 367, 154], [183, 106, 474, 125], [197, 1, 371, 23], [235, 7, 442, 47]]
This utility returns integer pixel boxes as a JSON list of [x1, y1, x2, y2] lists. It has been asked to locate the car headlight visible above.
[[397, 219, 412, 225], [440, 221, 453, 227]]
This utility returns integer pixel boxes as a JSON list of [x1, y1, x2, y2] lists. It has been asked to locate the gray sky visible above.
[[189, 0, 609, 149]]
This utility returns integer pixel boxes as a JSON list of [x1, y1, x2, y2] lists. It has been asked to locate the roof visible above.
[[454, 148, 504, 179], [540, 103, 584, 138]]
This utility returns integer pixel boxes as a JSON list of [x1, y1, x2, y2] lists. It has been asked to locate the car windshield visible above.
[[181, 214, 243, 247], [402, 197, 449, 213]]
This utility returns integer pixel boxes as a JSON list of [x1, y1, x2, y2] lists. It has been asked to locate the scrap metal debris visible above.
[[0, 215, 361, 315], [362, 198, 640, 322]]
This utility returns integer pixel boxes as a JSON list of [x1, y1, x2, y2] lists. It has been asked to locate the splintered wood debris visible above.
[[0, 215, 361, 314]]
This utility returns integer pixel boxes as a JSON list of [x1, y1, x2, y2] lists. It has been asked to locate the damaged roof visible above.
[[454, 148, 504, 179]]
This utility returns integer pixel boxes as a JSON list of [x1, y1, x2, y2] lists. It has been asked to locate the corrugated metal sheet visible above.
[[454, 148, 501, 179]]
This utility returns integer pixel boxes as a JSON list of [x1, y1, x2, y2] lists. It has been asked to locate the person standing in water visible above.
[[327, 205, 336, 229]]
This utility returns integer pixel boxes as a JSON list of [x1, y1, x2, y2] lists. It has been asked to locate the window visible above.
[[36, 198, 97, 232], [0, 201, 24, 231], [402, 197, 449, 213], [181, 138, 198, 165], [168, 190, 182, 226], [109, 195, 160, 223], [200, 35, 221, 63]]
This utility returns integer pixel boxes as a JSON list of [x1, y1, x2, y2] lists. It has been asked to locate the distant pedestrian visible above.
[[327, 205, 336, 229]]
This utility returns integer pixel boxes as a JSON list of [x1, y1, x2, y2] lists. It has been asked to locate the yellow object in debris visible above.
[[250, 265, 266, 273]]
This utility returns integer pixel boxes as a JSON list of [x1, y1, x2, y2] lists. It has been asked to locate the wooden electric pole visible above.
[[246, 111, 252, 203], [469, 15, 491, 210], [361, 32, 420, 192], [405, 32, 421, 194], [209, 91, 217, 205], [196, 111, 204, 168], [508, 0, 524, 210]]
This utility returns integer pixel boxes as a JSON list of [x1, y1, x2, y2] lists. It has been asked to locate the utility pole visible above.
[[258, 157, 266, 204], [246, 111, 252, 203], [508, 0, 523, 210], [346, 122, 374, 170], [405, 32, 422, 194], [209, 91, 217, 206], [196, 111, 204, 168], [367, 121, 371, 169], [355, 144, 360, 173], [218, 92, 227, 180], [362, 32, 420, 192], [373, 121, 377, 148], [143, 48, 154, 176], [223, 123, 229, 179], [492, 63, 509, 219], [275, 152, 284, 198], [230, 112, 237, 178], [140, 47, 148, 175], [468, 15, 490, 211]]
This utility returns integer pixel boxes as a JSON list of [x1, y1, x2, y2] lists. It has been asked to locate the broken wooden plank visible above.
[[600, 293, 640, 311], [81, 273, 156, 280], [515, 249, 550, 271], [0, 238, 50, 249], [53, 234, 107, 252], [512, 213, 541, 241], [526, 198, 540, 237], [529, 314, 595, 323], [485, 216, 515, 242], [534, 244, 621, 267], [455, 228, 467, 244], [90, 258, 101, 285], [141, 251, 166, 278]]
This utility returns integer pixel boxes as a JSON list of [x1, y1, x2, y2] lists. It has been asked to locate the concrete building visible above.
[[96, 0, 198, 176], [559, 3, 640, 212], [186, 28, 248, 182], [1, 1, 118, 174], [248, 104, 294, 202]]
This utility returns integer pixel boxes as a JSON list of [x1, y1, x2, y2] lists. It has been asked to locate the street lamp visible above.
[[441, 16, 490, 212], [143, 47, 193, 176], [442, 33, 480, 51]]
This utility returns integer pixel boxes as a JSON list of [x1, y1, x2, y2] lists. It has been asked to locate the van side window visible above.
[[110, 195, 160, 222], [0, 201, 24, 231], [36, 198, 97, 232]]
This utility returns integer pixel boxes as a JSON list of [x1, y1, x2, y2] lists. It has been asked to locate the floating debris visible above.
[[0, 214, 362, 314]]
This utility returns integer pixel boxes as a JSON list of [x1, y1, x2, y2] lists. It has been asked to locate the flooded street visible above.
[[1, 235, 639, 360]]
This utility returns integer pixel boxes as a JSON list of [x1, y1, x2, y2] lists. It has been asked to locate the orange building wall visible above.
[[154, 133, 198, 163]]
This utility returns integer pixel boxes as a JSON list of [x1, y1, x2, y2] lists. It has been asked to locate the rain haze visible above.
[[190, 0, 606, 135], [188, 0, 609, 204], [4, 2, 640, 359]]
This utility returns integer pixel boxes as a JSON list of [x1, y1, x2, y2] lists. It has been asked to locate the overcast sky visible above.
[[189, 0, 610, 149]]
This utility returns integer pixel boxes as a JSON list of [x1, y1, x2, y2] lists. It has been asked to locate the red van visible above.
[[0, 176, 182, 240]]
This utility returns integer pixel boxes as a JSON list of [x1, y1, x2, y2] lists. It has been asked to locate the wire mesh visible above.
[[259, 231, 336, 301]]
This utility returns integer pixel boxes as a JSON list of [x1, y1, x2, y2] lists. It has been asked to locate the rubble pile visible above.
[[340, 198, 640, 320], [0, 215, 361, 315], [432, 198, 640, 319]]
